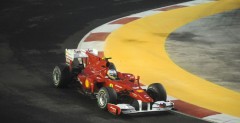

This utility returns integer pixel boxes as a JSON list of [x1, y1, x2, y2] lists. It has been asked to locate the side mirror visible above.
[[137, 76, 140, 80], [137, 76, 140, 87]]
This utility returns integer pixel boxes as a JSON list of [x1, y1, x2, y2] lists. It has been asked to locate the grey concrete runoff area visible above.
[[166, 9, 240, 92]]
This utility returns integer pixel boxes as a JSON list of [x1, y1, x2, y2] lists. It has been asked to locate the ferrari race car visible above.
[[52, 49, 174, 115]]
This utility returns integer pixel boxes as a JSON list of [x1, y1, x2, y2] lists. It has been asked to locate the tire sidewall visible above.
[[97, 88, 109, 109], [97, 87, 117, 110], [52, 64, 71, 88], [147, 83, 167, 101], [53, 66, 61, 87]]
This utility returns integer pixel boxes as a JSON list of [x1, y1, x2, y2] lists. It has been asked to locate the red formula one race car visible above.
[[52, 49, 174, 115]]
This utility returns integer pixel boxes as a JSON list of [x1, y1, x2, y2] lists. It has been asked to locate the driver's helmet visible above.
[[107, 69, 118, 80]]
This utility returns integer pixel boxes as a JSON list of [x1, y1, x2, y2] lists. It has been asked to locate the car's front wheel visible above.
[[147, 83, 167, 101], [97, 87, 117, 110]]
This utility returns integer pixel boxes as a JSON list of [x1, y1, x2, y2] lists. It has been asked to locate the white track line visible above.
[[203, 114, 240, 123], [91, 24, 123, 33]]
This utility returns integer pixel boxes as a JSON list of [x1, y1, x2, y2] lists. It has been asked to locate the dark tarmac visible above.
[[0, 0, 209, 123]]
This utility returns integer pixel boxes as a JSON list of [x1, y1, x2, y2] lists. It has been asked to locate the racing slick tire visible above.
[[147, 83, 167, 101], [97, 87, 117, 110], [52, 64, 71, 88]]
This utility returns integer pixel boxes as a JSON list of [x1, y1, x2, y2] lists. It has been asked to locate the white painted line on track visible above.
[[78, 41, 105, 51], [177, 0, 215, 6], [91, 24, 123, 33], [167, 95, 178, 101], [128, 10, 163, 18], [203, 114, 240, 123]]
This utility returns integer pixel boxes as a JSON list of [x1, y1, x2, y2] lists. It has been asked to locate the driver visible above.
[[107, 69, 118, 80]]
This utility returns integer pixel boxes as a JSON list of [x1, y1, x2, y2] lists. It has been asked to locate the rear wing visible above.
[[65, 49, 98, 65]]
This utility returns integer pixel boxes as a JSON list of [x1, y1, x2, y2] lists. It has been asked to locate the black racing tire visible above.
[[147, 83, 167, 101], [52, 64, 71, 88], [97, 87, 117, 110]]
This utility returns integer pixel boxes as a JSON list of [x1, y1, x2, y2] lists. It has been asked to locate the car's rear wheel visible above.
[[52, 64, 71, 88], [147, 83, 167, 101], [97, 87, 117, 110]]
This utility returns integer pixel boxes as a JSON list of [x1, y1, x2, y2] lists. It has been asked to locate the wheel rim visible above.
[[98, 91, 107, 108], [53, 67, 61, 86]]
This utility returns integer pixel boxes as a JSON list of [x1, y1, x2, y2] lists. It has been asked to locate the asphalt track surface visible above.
[[0, 0, 210, 123]]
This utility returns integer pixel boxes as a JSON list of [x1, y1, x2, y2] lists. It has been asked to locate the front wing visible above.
[[107, 101, 174, 115]]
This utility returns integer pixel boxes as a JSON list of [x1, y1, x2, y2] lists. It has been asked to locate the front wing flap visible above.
[[107, 101, 174, 115]]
